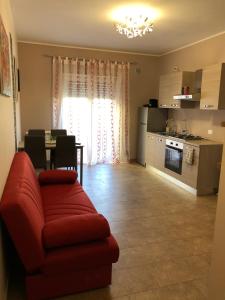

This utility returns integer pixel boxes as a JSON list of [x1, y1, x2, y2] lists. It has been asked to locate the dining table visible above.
[[18, 140, 84, 185]]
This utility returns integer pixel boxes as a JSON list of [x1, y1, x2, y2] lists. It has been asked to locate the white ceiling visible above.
[[10, 0, 225, 55]]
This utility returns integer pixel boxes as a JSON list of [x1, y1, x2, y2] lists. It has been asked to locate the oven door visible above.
[[165, 145, 183, 174]]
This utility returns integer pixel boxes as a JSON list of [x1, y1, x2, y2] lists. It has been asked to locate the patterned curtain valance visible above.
[[52, 56, 129, 99]]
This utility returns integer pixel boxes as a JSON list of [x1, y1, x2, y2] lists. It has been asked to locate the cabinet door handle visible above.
[[204, 104, 214, 108]]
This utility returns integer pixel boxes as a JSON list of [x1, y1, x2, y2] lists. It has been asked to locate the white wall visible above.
[[209, 130, 225, 300], [0, 0, 20, 298], [18, 42, 160, 160]]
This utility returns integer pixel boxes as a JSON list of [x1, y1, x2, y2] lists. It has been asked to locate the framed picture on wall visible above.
[[17, 68, 20, 92], [9, 34, 19, 99], [0, 16, 11, 96], [9, 34, 16, 99], [9, 33, 18, 151], [12, 57, 18, 101]]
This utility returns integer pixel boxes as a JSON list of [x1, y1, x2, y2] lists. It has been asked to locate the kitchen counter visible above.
[[184, 139, 223, 147], [148, 132, 223, 147], [145, 131, 223, 195]]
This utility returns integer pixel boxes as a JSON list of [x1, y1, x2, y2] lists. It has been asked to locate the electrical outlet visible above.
[[208, 129, 213, 135], [173, 66, 179, 72]]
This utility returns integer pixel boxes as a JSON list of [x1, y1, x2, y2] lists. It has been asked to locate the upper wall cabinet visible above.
[[159, 71, 196, 109], [200, 63, 225, 110]]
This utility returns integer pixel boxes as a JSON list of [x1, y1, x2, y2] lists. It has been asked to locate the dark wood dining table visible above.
[[18, 141, 84, 185]]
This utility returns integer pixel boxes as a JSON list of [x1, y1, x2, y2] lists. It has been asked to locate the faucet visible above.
[[181, 119, 188, 135], [166, 118, 177, 134]]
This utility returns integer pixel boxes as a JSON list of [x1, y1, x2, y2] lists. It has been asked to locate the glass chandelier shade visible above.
[[116, 15, 153, 39]]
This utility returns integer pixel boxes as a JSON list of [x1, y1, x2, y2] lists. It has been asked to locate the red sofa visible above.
[[0, 152, 119, 300]]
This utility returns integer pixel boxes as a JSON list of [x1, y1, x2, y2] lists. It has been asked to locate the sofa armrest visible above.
[[39, 170, 77, 185], [43, 214, 111, 249]]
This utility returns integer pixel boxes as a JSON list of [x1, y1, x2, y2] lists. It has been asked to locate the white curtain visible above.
[[52, 57, 130, 165]]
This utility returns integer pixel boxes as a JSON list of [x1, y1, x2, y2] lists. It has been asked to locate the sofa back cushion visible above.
[[0, 152, 45, 273]]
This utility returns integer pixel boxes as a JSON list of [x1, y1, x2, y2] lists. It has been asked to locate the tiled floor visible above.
[[8, 163, 217, 300]]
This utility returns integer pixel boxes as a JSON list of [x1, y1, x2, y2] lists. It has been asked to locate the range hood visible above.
[[173, 92, 201, 101]]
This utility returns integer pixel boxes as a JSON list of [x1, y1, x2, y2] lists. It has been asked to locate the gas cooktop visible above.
[[157, 132, 203, 141]]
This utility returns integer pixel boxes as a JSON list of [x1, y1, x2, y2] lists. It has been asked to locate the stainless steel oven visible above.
[[165, 139, 183, 174]]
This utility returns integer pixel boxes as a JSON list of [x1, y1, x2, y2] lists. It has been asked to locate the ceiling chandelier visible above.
[[116, 15, 153, 39]]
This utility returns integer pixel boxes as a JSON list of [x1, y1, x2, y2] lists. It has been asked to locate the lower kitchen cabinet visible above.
[[155, 136, 166, 171], [182, 144, 199, 188], [145, 133, 155, 166], [195, 145, 222, 195], [145, 133, 165, 171], [182, 144, 222, 194], [145, 133, 223, 195]]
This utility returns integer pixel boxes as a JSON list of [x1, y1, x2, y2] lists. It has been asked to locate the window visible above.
[[52, 57, 129, 164]]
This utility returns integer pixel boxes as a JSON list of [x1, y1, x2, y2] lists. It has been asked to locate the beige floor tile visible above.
[[126, 281, 206, 300], [109, 266, 159, 298], [152, 255, 210, 287], [115, 242, 171, 270], [192, 277, 209, 298]]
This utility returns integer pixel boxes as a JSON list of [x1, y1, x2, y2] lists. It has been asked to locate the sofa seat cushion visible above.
[[43, 214, 110, 249], [41, 235, 119, 275], [41, 182, 96, 223]]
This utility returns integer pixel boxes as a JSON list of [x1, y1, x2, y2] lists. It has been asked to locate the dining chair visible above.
[[53, 135, 77, 170], [50, 129, 67, 169], [24, 135, 47, 169], [28, 129, 45, 136], [51, 129, 67, 138]]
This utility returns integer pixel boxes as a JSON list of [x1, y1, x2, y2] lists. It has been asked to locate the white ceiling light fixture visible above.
[[116, 15, 153, 39], [111, 4, 159, 39]]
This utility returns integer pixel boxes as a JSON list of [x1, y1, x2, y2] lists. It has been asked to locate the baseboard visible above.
[[147, 165, 197, 195], [128, 158, 137, 164]]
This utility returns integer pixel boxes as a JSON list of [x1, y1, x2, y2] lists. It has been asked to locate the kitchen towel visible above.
[[185, 147, 194, 165]]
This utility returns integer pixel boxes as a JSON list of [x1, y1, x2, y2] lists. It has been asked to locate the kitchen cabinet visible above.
[[145, 133, 155, 166], [154, 136, 166, 171], [158, 74, 172, 108], [145, 133, 165, 171], [182, 144, 199, 188], [200, 63, 225, 110], [145, 133, 223, 195], [159, 71, 196, 108]]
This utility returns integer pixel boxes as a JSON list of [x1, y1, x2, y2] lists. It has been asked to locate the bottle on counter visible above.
[[181, 86, 184, 95], [184, 86, 190, 95]]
